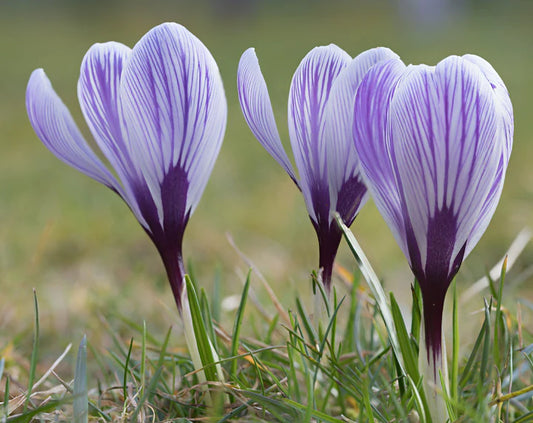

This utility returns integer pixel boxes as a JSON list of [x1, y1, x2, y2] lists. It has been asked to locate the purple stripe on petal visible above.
[[77, 42, 152, 229], [78, 42, 134, 182], [238, 48, 298, 185], [324, 47, 398, 224], [389, 57, 501, 274], [462, 55, 513, 257], [464, 155, 505, 257], [120, 22, 226, 229], [26, 69, 120, 191], [288, 44, 352, 223], [463, 54, 513, 161], [354, 57, 407, 255]]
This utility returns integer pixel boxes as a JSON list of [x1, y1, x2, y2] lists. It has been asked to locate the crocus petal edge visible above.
[[238, 48, 298, 185], [26, 68, 120, 191]]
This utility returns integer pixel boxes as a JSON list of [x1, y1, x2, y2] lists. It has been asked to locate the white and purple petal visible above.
[[288, 44, 351, 223], [324, 47, 399, 225], [77, 42, 153, 229], [26, 69, 120, 191], [353, 57, 407, 254], [389, 56, 501, 279], [237, 48, 298, 185], [462, 55, 513, 256], [463, 54, 513, 161], [120, 22, 226, 233], [78, 42, 132, 176]]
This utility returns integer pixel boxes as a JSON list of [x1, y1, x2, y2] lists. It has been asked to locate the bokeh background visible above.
[[1, 0, 532, 362]]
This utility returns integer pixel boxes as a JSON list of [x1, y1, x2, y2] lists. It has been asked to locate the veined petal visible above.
[[288, 44, 351, 223], [462, 55, 513, 258], [389, 56, 501, 275], [354, 57, 407, 254], [463, 54, 513, 161], [77, 42, 152, 229], [324, 47, 399, 224], [120, 22, 227, 230], [26, 69, 119, 190], [237, 48, 298, 185], [464, 156, 505, 257], [78, 41, 134, 183]]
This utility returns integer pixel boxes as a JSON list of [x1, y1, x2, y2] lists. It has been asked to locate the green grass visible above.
[[0, 0, 532, 420], [1, 220, 531, 421]]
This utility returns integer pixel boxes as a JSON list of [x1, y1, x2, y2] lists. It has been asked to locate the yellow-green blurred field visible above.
[[1, 0, 532, 362]]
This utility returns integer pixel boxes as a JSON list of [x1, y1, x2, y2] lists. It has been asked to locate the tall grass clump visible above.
[[1, 222, 531, 421]]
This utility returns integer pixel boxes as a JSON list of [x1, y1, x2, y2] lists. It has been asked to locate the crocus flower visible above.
[[238, 45, 398, 291], [26, 22, 227, 312], [354, 54, 512, 395]]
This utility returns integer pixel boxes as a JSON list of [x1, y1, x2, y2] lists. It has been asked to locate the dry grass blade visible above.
[[226, 232, 291, 325], [461, 228, 531, 303]]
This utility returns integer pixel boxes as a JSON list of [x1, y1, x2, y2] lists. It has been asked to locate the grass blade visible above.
[[140, 320, 147, 399], [390, 293, 419, 383], [335, 214, 405, 375], [411, 281, 422, 348], [122, 337, 134, 407], [24, 289, 39, 412], [231, 270, 251, 376], [494, 257, 507, 369], [451, 280, 459, 409], [3, 374, 9, 419], [73, 335, 88, 423], [185, 276, 218, 384]]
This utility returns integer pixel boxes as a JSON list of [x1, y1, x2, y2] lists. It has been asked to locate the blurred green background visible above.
[[1, 0, 532, 359]]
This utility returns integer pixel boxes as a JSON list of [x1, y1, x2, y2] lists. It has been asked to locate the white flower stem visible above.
[[179, 284, 225, 404], [312, 270, 330, 330], [420, 321, 449, 422], [181, 285, 207, 383]]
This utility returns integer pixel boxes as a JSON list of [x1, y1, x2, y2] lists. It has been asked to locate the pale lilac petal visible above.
[[78, 41, 134, 182], [237, 48, 298, 185], [288, 44, 351, 223], [354, 57, 407, 254], [120, 22, 226, 228], [77, 42, 152, 229], [389, 56, 501, 273], [324, 47, 399, 223], [462, 55, 513, 257], [464, 157, 505, 257], [26, 69, 119, 190], [463, 54, 513, 161]]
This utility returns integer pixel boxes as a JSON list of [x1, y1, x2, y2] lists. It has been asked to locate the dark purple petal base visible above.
[[336, 174, 367, 228], [142, 166, 190, 310], [407, 207, 467, 366], [314, 221, 343, 293]]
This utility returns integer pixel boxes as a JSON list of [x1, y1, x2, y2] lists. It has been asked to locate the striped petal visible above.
[[354, 57, 407, 254], [463, 54, 513, 161], [288, 44, 351, 223], [389, 56, 501, 277], [237, 48, 298, 185], [462, 55, 513, 256], [26, 69, 119, 191], [324, 47, 399, 224], [120, 22, 227, 230], [78, 42, 134, 184], [77, 42, 152, 228]]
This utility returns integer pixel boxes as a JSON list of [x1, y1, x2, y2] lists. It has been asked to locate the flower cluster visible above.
[[26, 22, 513, 416], [238, 45, 398, 291]]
